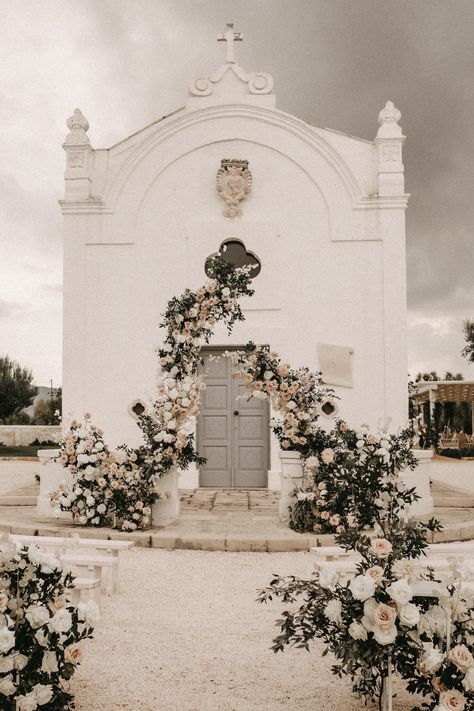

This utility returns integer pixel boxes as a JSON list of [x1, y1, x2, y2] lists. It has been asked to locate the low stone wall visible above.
[[0, 426, 61, 447]]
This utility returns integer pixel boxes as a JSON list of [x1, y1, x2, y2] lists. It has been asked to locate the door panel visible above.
[[198, 349, 269, 487]]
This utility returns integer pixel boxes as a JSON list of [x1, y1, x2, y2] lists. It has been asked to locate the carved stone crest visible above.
[[216, 159, 252, 219]]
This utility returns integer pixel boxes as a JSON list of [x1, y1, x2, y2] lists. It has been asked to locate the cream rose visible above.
[[25, 604, 50, 629], [348, 621, 368, 641], [373, 625, 397, 645], [439, 689, 466, 710], [349, 575, 376, 602], [370, 538, 393, 559], [65, 643, 83, 665], [366, 566, 384, 585], [48, 608, 72, 634], [16, 692, 38, 711], [387, 579, 413, 606], [373, 602, 397, 629], [324, 599, 343, 625], [0, 627, 15, 654], [398, 603, 420, 628], [0, 674, 15, 696], [321, 448, 335, 464], [41, 650, 58, 674], [463, 666, 474, 692], [417, 645, 444, 674], [448, 644, 474, 674], [33, 683, 54, 706]]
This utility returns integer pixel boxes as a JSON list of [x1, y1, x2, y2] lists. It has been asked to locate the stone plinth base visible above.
[[279, 451, 303, 522], [36, 449, 73, 520], [403, 449, 434, 517], [179, 466, 199, 489], [152, 468, 180, 525]]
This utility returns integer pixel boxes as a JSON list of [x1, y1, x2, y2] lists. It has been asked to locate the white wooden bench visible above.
[[60, 554, 116, 597], [12, 535, 134, 596], [311, 543, 474, 585], [66, 577, 102, 607]]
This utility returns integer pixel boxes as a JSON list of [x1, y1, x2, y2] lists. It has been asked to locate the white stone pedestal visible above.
[[152, 468, 180, 525], [402, 449, 434, 518], [36, 449, 73, 520], [178, 465, 199, 489], [279, 451, 303, 522]]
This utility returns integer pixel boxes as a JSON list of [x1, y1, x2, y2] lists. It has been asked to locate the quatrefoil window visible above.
[[205, 238, 261, 278]]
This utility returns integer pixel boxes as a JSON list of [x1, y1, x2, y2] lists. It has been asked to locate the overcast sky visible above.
[[1, 0, 473, 385]]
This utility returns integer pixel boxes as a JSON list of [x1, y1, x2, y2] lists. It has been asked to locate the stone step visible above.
[[0, 495, 37, 506]]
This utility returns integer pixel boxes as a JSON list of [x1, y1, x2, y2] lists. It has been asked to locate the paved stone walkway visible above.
[[0, 457, 473, 549]]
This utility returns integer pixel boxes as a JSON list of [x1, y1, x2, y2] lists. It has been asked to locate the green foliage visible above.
[[0, 356, 37, 424]]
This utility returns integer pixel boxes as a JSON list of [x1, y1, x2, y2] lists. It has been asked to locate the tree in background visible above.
[[410, 371, 472, 448], [462, 318, 474, 363], [32, 387, 62, 425], [0, 355, 37, 424]]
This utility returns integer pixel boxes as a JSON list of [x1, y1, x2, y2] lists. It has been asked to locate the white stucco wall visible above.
[[61, 60, 408, 479]]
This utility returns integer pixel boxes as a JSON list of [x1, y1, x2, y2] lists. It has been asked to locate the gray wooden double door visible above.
[[197, 350, 269, 487]]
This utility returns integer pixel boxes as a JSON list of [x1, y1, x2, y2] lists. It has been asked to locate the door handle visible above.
[[234, 410, 239, 416]]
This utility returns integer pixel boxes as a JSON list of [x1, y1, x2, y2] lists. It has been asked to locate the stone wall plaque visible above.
[[216, 159, 252, 219], [317, 343, 354, 388]]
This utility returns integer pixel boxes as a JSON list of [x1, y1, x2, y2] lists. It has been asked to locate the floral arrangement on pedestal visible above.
[[258, 457, 474, 711], [287, 420, 418, 534], [52, 257, 256, 531], [0, 535, 97, 710]]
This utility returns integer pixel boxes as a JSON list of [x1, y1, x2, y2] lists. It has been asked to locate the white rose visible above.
[[348, 621, 368, 641], [0, 654, 14, 672], [96, 504, 106, 514], [373, 625, 397, 646], [463, 666, 474, 692], [41, 650, 58, 674], [35, 629, 48, 647], [387, 579, 413, 606], [0, 674, 16, 696], [86, 496, 95, 507], [286, 400, 297, 410], [48, 608, 72, 634], [349, 575, 376, 602], [399, 603, 420, 628], [77, 454, 89, 464], [33, 683, 54, 706], [12, 652, 28, 670], [0, 627, 15, 653], [321, 448, 335, 465], [25, 605, 50, 629], [17, 692, 38, 711], [77, 600, 100, 626], [418, 645, 444, 674], [94, 441, 104, 451], [263, 371, 274, 380], [324, 599, 343, 625]]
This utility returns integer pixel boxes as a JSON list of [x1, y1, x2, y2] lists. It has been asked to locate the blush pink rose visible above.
[[439, 689, 466, 710], [370, 538, 393, 559]]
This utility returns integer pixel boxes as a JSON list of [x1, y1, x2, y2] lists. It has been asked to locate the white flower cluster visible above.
[[0, 536, 97, 709]]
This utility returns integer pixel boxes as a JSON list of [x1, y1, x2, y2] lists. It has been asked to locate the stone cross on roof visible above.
[[217, 23, 243, 63]]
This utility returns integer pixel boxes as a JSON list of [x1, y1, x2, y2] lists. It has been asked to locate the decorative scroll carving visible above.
[[248, 72, 274, 95], [216, 159, 252, 219]]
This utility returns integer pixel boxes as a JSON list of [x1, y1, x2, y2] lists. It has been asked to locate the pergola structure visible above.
[[412, 380, 474, 442]]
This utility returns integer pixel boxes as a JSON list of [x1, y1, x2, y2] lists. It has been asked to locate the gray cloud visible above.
[[2, 0, 473, 382]]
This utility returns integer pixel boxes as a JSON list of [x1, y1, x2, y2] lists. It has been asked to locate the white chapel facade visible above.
[[61, 25, 409, 490]]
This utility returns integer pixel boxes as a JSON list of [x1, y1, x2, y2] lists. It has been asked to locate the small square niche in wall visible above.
[[317, 343, 354, 388]]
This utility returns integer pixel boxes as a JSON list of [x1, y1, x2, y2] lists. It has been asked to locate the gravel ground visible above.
[[72, 549, 419, 711]]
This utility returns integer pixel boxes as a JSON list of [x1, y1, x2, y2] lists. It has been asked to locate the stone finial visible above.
[[64, 108, 90, 145], [378, 100, 401, 126], [376, 100, 402, 139]]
